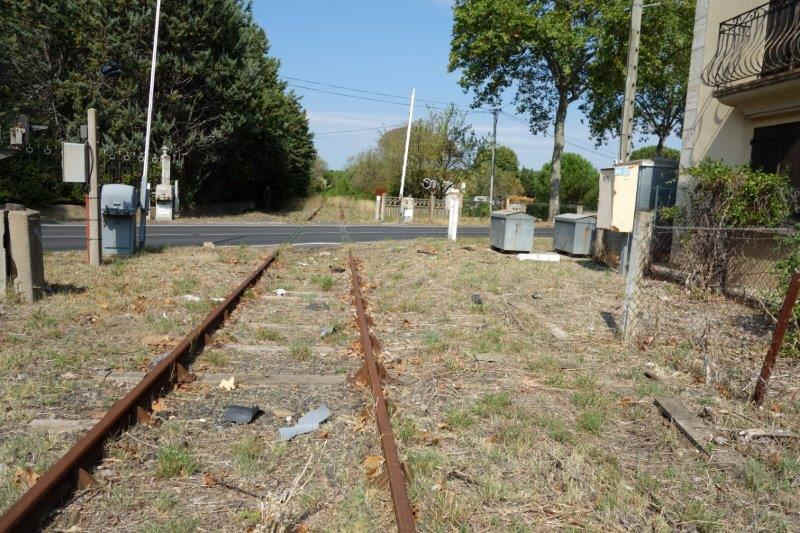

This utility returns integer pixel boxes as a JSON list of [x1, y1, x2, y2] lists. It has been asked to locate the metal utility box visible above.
[[490, 210, 534, 252], [554, 214, 597, 256], [101, 184, 138, 256], [62, 142, 89, 183], [596, 158, 678, 232]]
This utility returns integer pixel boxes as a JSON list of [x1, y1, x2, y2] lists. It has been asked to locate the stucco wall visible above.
[[678, 0, 800, 206]]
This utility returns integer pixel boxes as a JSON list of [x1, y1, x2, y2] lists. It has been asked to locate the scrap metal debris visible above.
[[222, 405, 260, 425], [278, 405, 331, 441]]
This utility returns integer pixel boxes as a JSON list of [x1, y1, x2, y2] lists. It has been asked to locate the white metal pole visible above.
[[490, 108, 498, 215], [87, 108, 101, 266], [619, 0, 643, 163], [398, 88, 416, 202], [141, 0, 162, 211]]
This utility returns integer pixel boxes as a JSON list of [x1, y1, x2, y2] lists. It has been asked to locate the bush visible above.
[[676, 161, 794, 289]]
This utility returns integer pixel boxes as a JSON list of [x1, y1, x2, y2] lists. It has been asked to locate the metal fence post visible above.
[[623, 210, 654, 343], [752, 272, 800, 406]]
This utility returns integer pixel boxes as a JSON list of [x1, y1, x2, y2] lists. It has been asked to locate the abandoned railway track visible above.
[[0, 248, 414, 532]]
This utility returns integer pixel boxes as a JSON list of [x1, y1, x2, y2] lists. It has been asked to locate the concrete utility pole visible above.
[[489, 108, 499, 215], [619, 0, 643, 163], [87, 108, 101, 266], [398, 88, 416, 204]]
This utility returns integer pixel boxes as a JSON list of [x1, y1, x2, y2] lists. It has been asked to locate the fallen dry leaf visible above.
[[203, 472, 218, 487], [363, 455, 385, 479], [14, 467, 40, 489], [142, 334, 173, 349], [218, 376, 236, 391], [151, 398, 168, 413]]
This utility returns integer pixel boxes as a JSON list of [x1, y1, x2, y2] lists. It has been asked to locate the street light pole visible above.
[[489, 108, 499, 215]]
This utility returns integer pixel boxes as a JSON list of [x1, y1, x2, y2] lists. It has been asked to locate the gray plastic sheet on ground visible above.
[[278, 405, 331, 441], [222, 405, 260, 424]]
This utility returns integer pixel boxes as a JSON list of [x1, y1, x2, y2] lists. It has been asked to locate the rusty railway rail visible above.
[[0, 251, 279, 532], [348, 252, 416, 532]]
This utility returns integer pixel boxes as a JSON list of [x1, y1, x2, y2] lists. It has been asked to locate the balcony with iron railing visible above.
[[702, 0, 800, 102]]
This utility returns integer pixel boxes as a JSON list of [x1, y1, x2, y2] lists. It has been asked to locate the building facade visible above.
[[679, 0, 800, 204]]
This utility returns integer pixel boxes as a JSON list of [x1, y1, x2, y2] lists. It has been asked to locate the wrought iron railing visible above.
[[702, 0, 800, 90]]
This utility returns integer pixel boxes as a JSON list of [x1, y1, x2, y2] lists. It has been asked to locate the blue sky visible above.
[[252, 1, 677, 171]]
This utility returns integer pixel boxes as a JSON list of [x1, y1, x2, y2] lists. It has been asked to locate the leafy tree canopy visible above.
[[0, 0, 315, 208], [450, 0, 613, 219], [583, 0, 694, 155], [520, 153, 599, 209], [630, 145, 680, 162]]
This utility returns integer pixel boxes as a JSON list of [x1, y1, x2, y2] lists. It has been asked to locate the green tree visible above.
[[630, 145, 680, 162], [346, 106, 484, 198], [520, 153, 598, 215], [450, 0, 609, 220], [0, 0, 315, 209], [474, 145, 519, 173], [583, 0, 694, 156]]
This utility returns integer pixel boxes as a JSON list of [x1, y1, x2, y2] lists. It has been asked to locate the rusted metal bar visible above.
[[752, 271, 800, 406], [0, 252, 278, 532], [348, 252, 416, 533]]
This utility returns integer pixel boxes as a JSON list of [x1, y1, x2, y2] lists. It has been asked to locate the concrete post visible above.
[[8, 209, 45, 303], [401, 196, 414, 222], [623, 211, 653, 343], [429, 193, 435, 223], [446, 189, 462, 241], [577, 205, 584, 215], [375, 195, 381, 221], [87, 109, 101, 266], [380, 193, 386, 221], [0, 210, 7, 298], [160, 145, 171, 186]]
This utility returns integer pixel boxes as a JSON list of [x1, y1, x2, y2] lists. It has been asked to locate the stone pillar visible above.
[[375, 195, 381, 221], [7, 209, 45, 302], [429, 193, 435, 222]]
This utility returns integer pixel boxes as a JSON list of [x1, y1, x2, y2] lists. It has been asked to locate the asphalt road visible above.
[[42, 223, 554, 251]]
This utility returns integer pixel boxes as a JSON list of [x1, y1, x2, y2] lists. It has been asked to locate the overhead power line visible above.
[[285, 75, 457, 107], [499, 111, 616, 160], [287, 77, 493, 116], [314, 124, 406, 136]]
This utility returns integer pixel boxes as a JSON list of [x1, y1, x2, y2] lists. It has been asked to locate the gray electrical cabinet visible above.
[[635, 158, 678, 212], [101, 184, 138, 256], [490, 210, 534, 252], [554, 213, 597, 256]]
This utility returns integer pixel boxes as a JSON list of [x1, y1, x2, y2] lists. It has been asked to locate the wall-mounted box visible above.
[[62, 142, 89, 183]]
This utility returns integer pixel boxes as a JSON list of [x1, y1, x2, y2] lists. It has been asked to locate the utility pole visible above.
[[489, 108, 499, 215], [398, 88, 416, 204], [619, 0, 643, 163], [87, 108, 101, 266]]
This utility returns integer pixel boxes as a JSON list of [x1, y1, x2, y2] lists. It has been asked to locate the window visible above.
[[751, 122, 800, 189]]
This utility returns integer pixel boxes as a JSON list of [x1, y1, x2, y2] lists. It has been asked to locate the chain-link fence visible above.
[[621, 220, 799, 402]]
